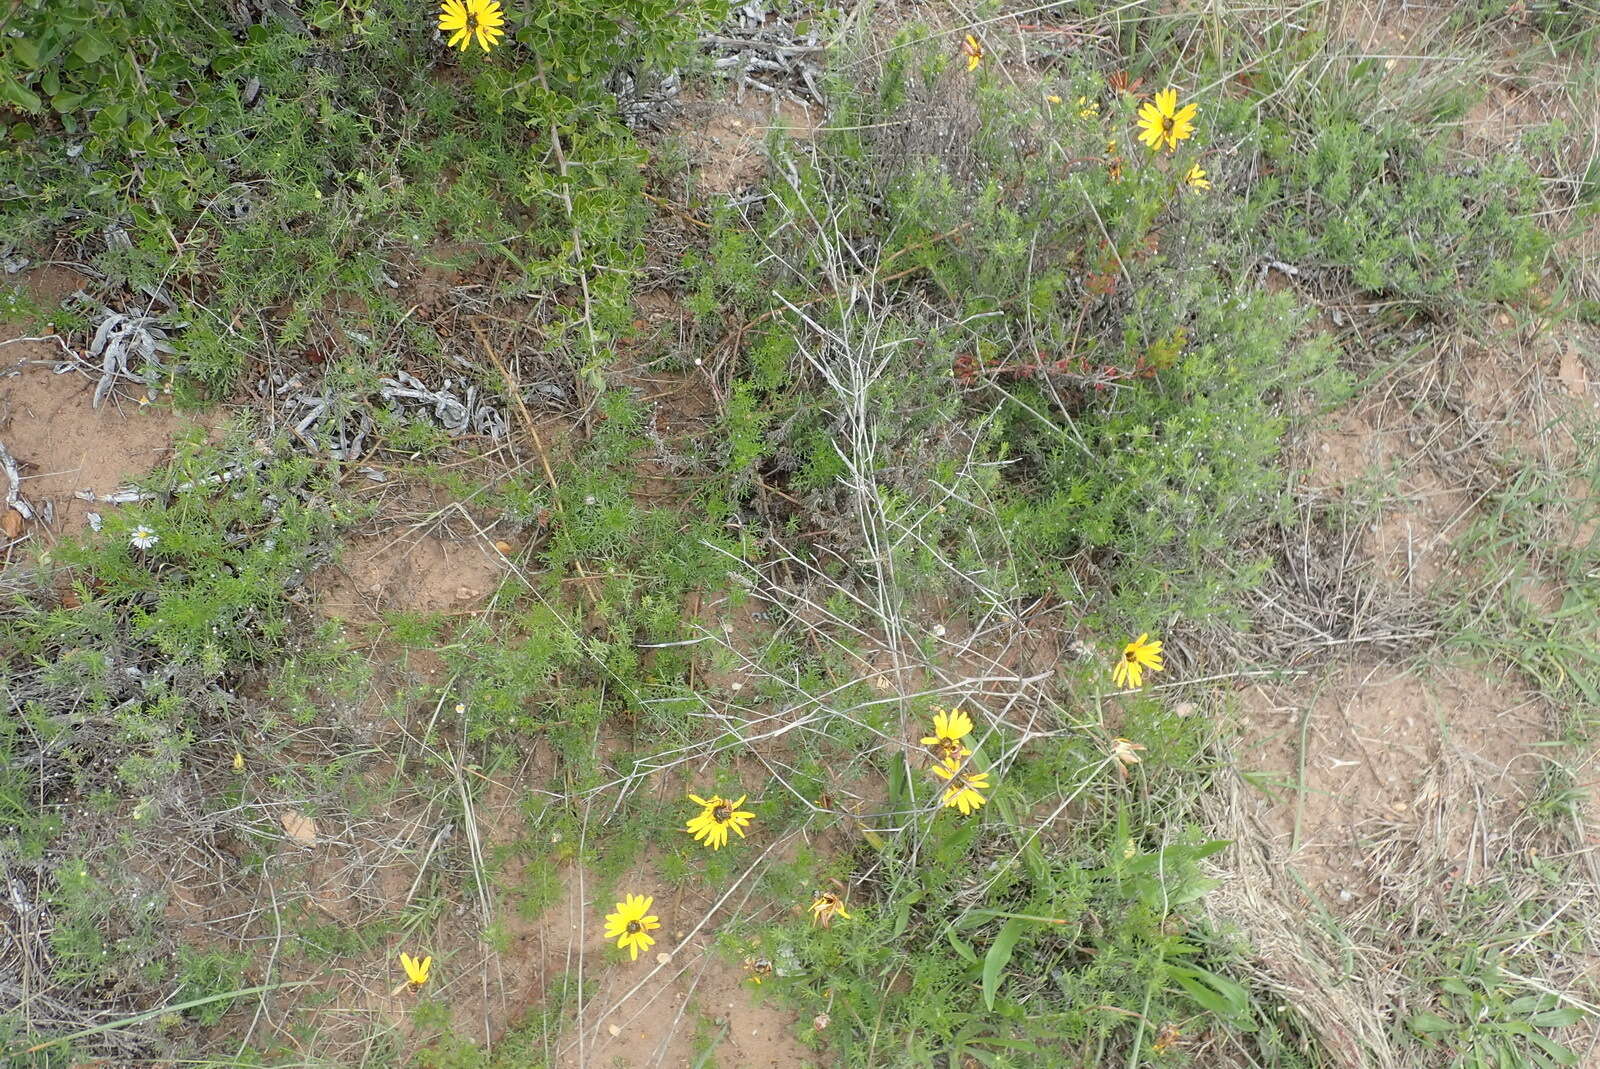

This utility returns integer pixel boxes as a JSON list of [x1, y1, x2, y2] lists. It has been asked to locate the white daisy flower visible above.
[[129, 525, 159, 550]]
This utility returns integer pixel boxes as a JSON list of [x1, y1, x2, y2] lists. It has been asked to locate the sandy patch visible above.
[[1235, 663, 1546, 910], [676, 95, 819, 196], [1, 338, 215, 540], [310, 529, 505, 622]]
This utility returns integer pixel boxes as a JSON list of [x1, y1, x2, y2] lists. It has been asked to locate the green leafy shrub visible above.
[[2, 0, 723, 393], [704, 43, 1339, 628], [1261, 116, 1551, 302], [0, 438, 351, 1056]]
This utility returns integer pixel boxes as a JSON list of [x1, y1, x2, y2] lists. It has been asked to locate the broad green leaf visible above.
[[946, 931, 977, 963], [1529, 1008, 1584, 1029], [1527, 1031, 1578, 1065], [10, 38, 41, 69], [0, 77, 43, 114], [1170, 966, 1254, 1029], [981, 916, 1027, 1011], [890, 895, 912, 939], [1167, 876, 1221, 905], [71, 30, 114, 64], [1408, 1011, 1456, 1035]]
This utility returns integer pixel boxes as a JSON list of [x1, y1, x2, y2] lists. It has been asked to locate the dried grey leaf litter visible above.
[[380, 370, 508, 439], [265, 373, 376, 461], [704, 1, 826, 107], [72, 462, 261, 506], [87, 307, 185, 408], [613, 2, 825, 127], [0, 439, 33, 520], [261, 369, 508, 461], [612, 69, 683, 129]]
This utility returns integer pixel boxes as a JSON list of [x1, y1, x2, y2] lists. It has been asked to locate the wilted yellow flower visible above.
[[232, 751, 245, 772], [809, 891, 852, 928], [1046, 93, 1063, 104], [962, 34, 983, 71], [1184, 164, 1211, 190], [1112, 633, 1164, 689], [399, 951, 432, 988], [1153, 1022, 1182, 1053], [603, 894, 661, 961], [1111, 737, 1147, 768], [932, 758, 990, 815], [743, 955, 774, 984], [438, 0, 506, 53], [1076, 95, 1100, 119], [1136, 89, 1198, 152], [685, 793, 755, 850]]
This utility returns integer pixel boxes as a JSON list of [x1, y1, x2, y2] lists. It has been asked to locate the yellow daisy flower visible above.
[[1076, 95, 1100, 119], [1184, 164, 1211, 190], [399, 951, 432, 988], [685, 793, 755, 850], [932, 758, 991, 815], [1136, 89, 1198, 152], [920, 707, 974, 761], [809, 891, 852, 928], [438, 0, 506, 53], [1112, 633, 1164, 689], [962, 34, 983, 72], [603, 894, 661, 961]]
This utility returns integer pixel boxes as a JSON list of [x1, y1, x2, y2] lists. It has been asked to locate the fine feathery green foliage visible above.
[[3, 0, 1592, 1066]]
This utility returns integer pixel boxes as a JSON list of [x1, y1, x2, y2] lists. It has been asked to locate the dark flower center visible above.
[[1125, 648, 1138, 662], [713, 805, 732, 822], [626, 920, 642, 934]]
